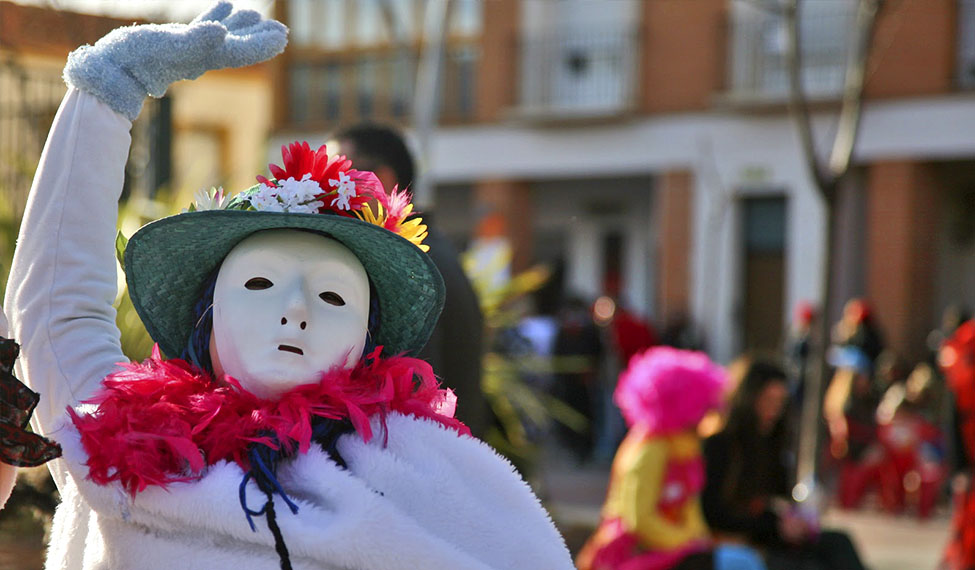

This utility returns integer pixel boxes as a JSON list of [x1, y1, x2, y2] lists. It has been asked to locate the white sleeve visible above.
[[3, 87, 131, 442]]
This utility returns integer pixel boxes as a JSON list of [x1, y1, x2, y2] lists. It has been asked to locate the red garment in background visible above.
[[611, 309, 657, 366], [938, 321, 975, 570]]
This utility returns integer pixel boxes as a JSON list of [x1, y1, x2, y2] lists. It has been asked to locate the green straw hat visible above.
[[123, 141, 444, 360]]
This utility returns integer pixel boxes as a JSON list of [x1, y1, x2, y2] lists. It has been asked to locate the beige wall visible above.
[[168, 68, 275, 205]]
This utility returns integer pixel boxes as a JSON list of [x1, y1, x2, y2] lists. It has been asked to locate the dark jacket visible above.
[[417, 222, 487, 438], [701, 430, 786, 545]]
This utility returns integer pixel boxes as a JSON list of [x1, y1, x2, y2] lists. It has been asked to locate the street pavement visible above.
[[535, 447, 951, 570]]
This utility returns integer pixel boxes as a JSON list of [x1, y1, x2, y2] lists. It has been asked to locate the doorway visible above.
[[741, 196, 787, 352]]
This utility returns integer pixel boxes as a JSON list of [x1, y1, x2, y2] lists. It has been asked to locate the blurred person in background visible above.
[[606, 300, 658, 368], [823, 347, 883, 510], [874, 362, 946, 518], [832, 298, 885, 366], [329, 124, 487, 438], [702, 357, 866, 570], [591, 296, 658, 464], [577, 347, 765, 570], [872, 350, 909, 404], [784, 302, 816, 454], [928, 305, 970, 365], [785, 301, 816, 410], [937, 320, 975, 570], [552, 296, 603, 462], [660, 312, 706, 352]]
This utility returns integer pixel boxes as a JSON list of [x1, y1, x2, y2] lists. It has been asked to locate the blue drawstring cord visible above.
[[237, 418, 354, 531], [238, 434, 303, 570], [238, 439, 300, 531]]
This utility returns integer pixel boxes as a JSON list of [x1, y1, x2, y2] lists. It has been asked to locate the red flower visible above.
[[256, 141, 385, 216]]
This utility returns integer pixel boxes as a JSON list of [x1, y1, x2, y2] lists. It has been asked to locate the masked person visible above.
[[3, 4, 572, 569]]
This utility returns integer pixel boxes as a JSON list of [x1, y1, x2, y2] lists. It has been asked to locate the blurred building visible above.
[[270, 0, 975, 365], [7, 0, 974, 366], [0, 0, 275, 219]]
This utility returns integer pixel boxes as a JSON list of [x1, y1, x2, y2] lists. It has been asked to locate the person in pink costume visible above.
[[577, 347, 764, 570]]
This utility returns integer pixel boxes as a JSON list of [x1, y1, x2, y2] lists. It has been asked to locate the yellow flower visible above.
[[356, 202, 430, 252]]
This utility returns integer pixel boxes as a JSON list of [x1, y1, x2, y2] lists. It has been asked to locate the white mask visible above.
[[209, 230, 370, 398]]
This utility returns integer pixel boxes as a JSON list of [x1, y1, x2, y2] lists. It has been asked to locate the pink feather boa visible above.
[[613, 346, 726, 435], [68, 345, 469, 496]]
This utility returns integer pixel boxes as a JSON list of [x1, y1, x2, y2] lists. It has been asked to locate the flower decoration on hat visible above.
[[201, 140, 431, 251], [184, 187, 227, 212], [357, 188, 429, 252]]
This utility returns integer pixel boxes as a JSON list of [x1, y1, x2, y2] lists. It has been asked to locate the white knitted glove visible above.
[[63, 1, 288, 120]]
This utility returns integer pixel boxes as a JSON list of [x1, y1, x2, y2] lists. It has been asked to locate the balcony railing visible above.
[[515, 29, 639, 119], [283, 43, 480, 129], [726, 2, 855, 102]]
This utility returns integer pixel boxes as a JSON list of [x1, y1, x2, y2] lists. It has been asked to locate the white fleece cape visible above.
[[4, 90, 572, 569], [53, 411, 572, 570]]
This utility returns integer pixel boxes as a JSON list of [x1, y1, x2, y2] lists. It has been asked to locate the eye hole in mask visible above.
[[245, 277, 274, 290], [319, 291, 345, 306]]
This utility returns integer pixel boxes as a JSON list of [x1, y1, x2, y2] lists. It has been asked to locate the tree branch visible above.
[[784, 0, 835, 202], [828, 0, 881, 177]]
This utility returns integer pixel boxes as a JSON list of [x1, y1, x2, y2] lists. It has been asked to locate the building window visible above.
[[728, 1, 855, 100], [287, 62, 311, 124], [516, 0, 640, 117]]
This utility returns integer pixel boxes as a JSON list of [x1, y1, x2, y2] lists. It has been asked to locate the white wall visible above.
[[273, 95, 975, 363], [422, 96, 975, 362]]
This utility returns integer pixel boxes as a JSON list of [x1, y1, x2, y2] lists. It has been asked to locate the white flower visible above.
[[248, 187, 284, 212], [286, 201, 325, 214], [328, 171, 356, 210], [278, 173, 320, 205], [248, 174, 325, 213], [183, 187, 226, 212]]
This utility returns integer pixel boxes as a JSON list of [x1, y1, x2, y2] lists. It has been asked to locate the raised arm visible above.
[[2, 2, 287, 446], [3, 89, 131, 438]]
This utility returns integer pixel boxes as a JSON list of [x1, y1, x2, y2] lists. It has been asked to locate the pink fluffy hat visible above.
[[614, 346, 727, 434]]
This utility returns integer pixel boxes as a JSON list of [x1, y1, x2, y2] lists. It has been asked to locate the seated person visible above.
[[702, 357, 866, 570]]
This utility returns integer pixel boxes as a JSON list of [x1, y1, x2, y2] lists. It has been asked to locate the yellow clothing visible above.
[[601, 429, 709, 551]]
